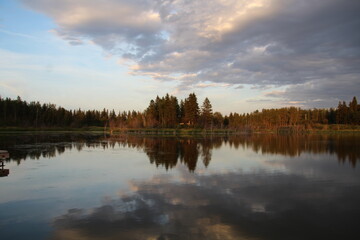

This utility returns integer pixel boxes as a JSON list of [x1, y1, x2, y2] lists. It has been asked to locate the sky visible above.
[[0, 0, 359, 114]]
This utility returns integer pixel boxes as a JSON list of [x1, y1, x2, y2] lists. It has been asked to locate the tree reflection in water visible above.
[[1, 134, 360, 170], [1, 133, 360, 240]]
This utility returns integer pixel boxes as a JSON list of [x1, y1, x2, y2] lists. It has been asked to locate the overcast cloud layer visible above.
[[21, 0, 360, 107]]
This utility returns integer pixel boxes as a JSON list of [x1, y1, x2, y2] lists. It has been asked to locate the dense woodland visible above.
[[0, 94, 359, 130]]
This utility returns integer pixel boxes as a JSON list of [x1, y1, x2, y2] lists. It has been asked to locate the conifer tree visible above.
[[201, 97, 213, 128], [184, 93, 200, 126]]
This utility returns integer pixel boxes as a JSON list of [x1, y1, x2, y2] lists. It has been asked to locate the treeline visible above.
[[227, 97, 359, 130], [0, 94, 359, 129]]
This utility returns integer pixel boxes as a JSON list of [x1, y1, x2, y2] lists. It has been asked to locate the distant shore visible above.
[[1, 125, 360, 135]]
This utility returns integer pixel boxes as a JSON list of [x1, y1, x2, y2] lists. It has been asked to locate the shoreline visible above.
[[1, 126, 360, 135]]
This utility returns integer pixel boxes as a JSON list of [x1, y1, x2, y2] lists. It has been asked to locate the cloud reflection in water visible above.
[[1, 133, 360, 239], [51, 166, 360, 240]]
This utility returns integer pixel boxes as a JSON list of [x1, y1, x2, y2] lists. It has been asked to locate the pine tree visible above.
[[349, 96, 359, 124], [145, 99, 158, 127], [184, 93, 199, 126], [179, 100, 185, 123], [201, 97, 213, 129]]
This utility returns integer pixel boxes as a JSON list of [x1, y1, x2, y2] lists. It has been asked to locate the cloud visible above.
[[21, 0, 360, 105], [265, 75, 360, 108], [22, 0, 164, 55]]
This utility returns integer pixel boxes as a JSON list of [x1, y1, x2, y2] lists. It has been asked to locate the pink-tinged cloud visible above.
[[21, 0, 360, 107]]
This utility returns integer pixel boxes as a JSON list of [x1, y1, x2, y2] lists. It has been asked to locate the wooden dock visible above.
[[0, 150, 9, 159]]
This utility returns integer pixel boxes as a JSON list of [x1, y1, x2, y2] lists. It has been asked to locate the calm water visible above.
[[1, 133, 360, 240]]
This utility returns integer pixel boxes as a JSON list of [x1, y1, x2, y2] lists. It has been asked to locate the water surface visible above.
[[1, 133, 360, 239]]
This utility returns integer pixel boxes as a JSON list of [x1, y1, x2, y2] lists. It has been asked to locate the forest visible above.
[[0, 94, 359, 130]]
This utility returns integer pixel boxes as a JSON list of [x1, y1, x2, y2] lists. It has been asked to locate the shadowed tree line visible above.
[[2, 134, 359, 169], [0, 95, 359, 129], [227, 96, 360, 130]]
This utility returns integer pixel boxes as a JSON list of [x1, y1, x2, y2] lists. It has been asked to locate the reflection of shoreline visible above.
[[1, 134, 359, 169], [0, 133, 106, 165]]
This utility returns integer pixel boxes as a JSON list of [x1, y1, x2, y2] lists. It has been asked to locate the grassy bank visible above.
[[0, 127, 240, 136], [0, 126, 105, 132], [111, 128, 238, 136], [0, 124, 360, 135]]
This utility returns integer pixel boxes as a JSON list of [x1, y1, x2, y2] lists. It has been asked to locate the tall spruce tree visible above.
[[184, 93, 200, 126], [349, 96, 359, 124], [201, 97, 213, 128]]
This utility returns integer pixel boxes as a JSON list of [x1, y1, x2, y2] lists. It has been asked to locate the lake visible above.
[[1, 133, 360, 240]]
